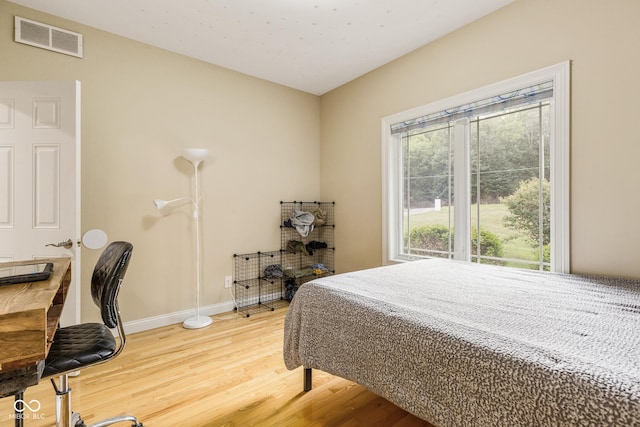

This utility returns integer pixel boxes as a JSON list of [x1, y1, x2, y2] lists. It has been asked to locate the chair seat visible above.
[[43, 323, 117, 377]]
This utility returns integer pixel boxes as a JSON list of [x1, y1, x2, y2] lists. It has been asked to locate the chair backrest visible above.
[[91, 241, 133, 329]]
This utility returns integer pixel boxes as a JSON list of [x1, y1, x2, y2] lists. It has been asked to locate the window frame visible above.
[[381, 61, 570, 272]]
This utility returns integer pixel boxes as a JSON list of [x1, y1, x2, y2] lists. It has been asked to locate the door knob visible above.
[[46, 238, 73, 249]]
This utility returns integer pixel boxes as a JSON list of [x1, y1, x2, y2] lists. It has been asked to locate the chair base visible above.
[[51, 375, 143, 427], [85, 415, 143, 427]]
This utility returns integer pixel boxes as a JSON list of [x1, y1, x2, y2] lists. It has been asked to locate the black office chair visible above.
[[42, 241, 143, 427]]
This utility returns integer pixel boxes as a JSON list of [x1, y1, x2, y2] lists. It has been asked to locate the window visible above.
[[382, 62, 570, 272]]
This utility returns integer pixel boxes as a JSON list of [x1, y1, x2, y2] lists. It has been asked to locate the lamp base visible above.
[[183, 315, 212, 329]]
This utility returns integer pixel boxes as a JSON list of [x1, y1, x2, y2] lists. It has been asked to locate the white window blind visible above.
[[390, 81, 553, 135]]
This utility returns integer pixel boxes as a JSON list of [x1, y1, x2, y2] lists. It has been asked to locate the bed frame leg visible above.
[[303, 368, 312, 392]]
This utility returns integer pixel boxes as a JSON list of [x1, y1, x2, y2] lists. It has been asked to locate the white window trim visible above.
[[381, 61, 570, 273], [452, 119, 471, 262]]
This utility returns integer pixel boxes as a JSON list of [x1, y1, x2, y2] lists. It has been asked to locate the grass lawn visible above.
[[405, 203, 537, 262]]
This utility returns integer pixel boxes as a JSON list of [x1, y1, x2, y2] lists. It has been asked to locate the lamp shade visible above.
[[182, 148, 209, 165], [153, 199, 168, 210], [153, 197, 192, 210]]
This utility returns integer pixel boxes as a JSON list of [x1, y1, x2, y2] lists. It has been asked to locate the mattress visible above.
[[283, 258, 640, 426]]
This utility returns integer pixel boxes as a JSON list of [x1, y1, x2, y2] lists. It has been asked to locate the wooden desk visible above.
[[0, 258, 72, 396]]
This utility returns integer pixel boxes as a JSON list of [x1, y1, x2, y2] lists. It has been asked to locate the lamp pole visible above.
[[181, 148, 212, 329]]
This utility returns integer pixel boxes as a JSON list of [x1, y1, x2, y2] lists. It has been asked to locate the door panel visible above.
[[0, 81, 80, 326], [0, 146, 13, 229]]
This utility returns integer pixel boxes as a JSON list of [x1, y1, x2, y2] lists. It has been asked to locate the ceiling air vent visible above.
[[14, 16, 83, 58]]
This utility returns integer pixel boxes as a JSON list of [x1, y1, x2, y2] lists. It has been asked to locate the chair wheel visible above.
[[72, 412, 85, 427]]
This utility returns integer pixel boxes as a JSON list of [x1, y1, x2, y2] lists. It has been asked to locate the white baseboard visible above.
[[122, 299, 237, 334]]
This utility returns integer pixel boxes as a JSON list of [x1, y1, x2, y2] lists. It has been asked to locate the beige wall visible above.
[[4, 0, 640, 325], [321, 0, 640, 278], [1, 1, 320, 323]]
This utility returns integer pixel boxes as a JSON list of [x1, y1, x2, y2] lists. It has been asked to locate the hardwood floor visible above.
[[1, 308, 434, 426]]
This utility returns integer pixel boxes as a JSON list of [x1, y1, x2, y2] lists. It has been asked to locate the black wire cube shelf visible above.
[[232, 201, 334, 318], [280, 201, 335, 286], [233, 251, 288, 317]]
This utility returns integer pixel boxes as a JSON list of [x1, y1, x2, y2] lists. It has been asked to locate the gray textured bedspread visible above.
[[283, 259, 640, 426]]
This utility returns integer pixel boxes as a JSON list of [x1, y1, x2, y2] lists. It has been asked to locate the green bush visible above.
[[409, 224, 450, 253], [472, 228, 505, 262], [532, 244, 551, 265], [409, 224, 505, 265]]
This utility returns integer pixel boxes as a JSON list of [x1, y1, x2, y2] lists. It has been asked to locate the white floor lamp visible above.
[[154, 148, 212, 329]]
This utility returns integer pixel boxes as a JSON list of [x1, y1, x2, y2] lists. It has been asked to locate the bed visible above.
[[283, 258, 640, 426]]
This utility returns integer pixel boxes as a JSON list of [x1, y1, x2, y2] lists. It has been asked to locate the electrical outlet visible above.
[[224, 275, 233, 288]]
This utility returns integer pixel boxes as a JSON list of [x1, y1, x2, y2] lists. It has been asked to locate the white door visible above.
[[0, 81, 80, 326]]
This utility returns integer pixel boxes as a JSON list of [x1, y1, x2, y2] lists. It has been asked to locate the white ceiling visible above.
[[9, 0, 516, 95]]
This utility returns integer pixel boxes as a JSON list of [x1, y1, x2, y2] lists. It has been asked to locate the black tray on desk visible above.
[[0, 262, 53, 285]]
